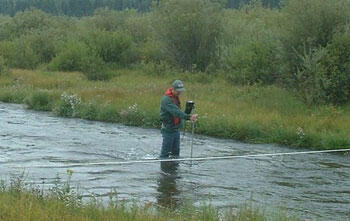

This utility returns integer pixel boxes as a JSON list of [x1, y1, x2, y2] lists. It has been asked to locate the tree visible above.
[[155, 0, 222, 72]]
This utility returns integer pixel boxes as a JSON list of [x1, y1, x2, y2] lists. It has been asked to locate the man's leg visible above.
[[171, 131, 180, 157], [160, 131, 174, 158]]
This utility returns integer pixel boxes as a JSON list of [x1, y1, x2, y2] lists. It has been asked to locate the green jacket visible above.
[[160, 95, 190, 132]]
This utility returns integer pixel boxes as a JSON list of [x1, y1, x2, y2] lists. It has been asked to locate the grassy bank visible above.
[[0, 190, 298, 221], [0, 174, 299, 221], [0, 69, 350, 150]]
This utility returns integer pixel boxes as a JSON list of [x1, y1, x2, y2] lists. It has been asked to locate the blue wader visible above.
[[160, 130, 180, 158]]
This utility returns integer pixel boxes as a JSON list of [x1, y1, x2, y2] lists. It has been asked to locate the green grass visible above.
[[0, 173, 299, 221], [0, 69, 350, 150], [0, 191, 297, 221]]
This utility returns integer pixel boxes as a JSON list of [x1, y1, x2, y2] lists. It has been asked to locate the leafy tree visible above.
[[155, 0, 222, 72], [280, 0, 350, 104]]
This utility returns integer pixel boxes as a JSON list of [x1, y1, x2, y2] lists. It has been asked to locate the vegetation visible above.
[[0, 173, 299, 221], [1, 69, 350, 150], [0, 0, 283, 16], [155, 0, 222, 71], [0, 0, 349, 150], [0, 1, 348, 219]]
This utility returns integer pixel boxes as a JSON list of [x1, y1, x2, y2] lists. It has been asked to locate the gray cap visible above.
[[172, 80, 185, 91]]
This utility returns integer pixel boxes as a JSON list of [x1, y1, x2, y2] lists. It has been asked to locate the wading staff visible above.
[[190, 119, 195, 159], [184, 101, 196, 158]]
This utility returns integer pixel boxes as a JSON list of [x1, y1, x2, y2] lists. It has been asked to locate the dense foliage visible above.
[[0, 0, 283, 16], [0, 0, 349, 105]]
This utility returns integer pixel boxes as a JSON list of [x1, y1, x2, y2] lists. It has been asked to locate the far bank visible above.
[[0, 69, 349, 150]]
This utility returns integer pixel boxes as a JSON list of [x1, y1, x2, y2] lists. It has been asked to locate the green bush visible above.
[[0, 55, 10, 76], [97, 104, 120, 122], [24, 90, 52, 111], [280, 0, 350, 86], [0, 9, 53, 40], [223, 40, 279, 85], [2, 31, 59, 68], [48, 40, 111, 80], [220, 3, 281, 85], [86, 30, 134, 65], [282, 32, 350, 105], [0, 41, 14, 63], [119, 103, 145, 126], [288, 47, 328, 105], [123, 12, 153, 44], [319, 32, 350, 104], [76, 102, 99, 120], [138, 39, 165, 64], [155, 0, 222, 72], [9, 38, 41, 69], [26, 31, 59, 63], [80, 55, 112, 81], [54, 92, 81, 117], [0, 36, 42, 69], [48, 40, 93, 72]]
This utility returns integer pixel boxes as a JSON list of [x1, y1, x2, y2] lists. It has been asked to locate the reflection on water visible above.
[[0, 102, 350, 221], [157, 161, 181, 209]]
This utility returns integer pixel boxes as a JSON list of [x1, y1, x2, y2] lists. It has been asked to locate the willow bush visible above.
[[279, 0, 350, 104], [155, 0, 222, 72]]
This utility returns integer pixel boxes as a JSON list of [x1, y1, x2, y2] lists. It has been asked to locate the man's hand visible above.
[[190, 114, 198, 122]]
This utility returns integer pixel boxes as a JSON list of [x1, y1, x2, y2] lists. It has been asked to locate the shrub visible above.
[[220, 3, 281, 85], [97, 104, 120, 122], [81, 56, 112, 81], [26, 31, 59, 63], [2, 31, 59, 69], [24, 90, 52, 111], [86, 30, 133, 65], [119, 103, 145, 126], [290, 47, 328, 105], [54, 92, 81, 117], [76, 102, 99, 120], [48, 40, 110, 80], [155, 0, 222, 72], [0, 55, 10, 76], [280, 0, 350, 86], [319, 32, 350, 104], [223, 40, 279, 85], [0, 41, 14, 63], [0, 9, 53, 40], [8, 38, 40, 69], [48, 40, 93, 72], [287, 31, 350, 105], [123, 12, 153, 44], [138, 39, 165, 64]]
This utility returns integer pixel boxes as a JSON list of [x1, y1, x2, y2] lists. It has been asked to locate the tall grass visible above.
[[0, 174, 299, 221], [0, 69, 349, 150]]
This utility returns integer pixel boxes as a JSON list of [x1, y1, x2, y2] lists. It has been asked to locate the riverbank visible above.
[[0, 174, 299, 221], [0, 69, 349, 150]]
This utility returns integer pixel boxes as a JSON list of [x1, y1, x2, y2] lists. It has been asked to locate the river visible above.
[[0, 103, 349, 220]]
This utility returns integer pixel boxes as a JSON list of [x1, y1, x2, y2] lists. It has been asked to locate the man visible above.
[[160, 80, 197, 158]]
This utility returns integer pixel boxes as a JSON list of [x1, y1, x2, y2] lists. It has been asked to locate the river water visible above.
[[0, 102, 349, 220]]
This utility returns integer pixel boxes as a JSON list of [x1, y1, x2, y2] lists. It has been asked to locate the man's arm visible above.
[[162, 97, 190, 120]]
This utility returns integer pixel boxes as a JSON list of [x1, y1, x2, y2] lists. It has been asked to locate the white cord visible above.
[[15, 148, 350, 168]]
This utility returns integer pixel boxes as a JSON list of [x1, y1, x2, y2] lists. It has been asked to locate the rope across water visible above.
[[17, 148, 350, 168]]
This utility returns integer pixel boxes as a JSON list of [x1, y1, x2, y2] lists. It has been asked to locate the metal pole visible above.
[[190, 121, 195, 159], [190, 106, 197, 159]]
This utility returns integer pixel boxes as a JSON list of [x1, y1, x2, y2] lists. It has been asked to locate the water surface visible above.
[[1, 103, 349, 220]]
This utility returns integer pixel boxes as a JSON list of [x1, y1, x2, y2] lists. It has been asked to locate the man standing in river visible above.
[[160, 80, 197, 158]]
